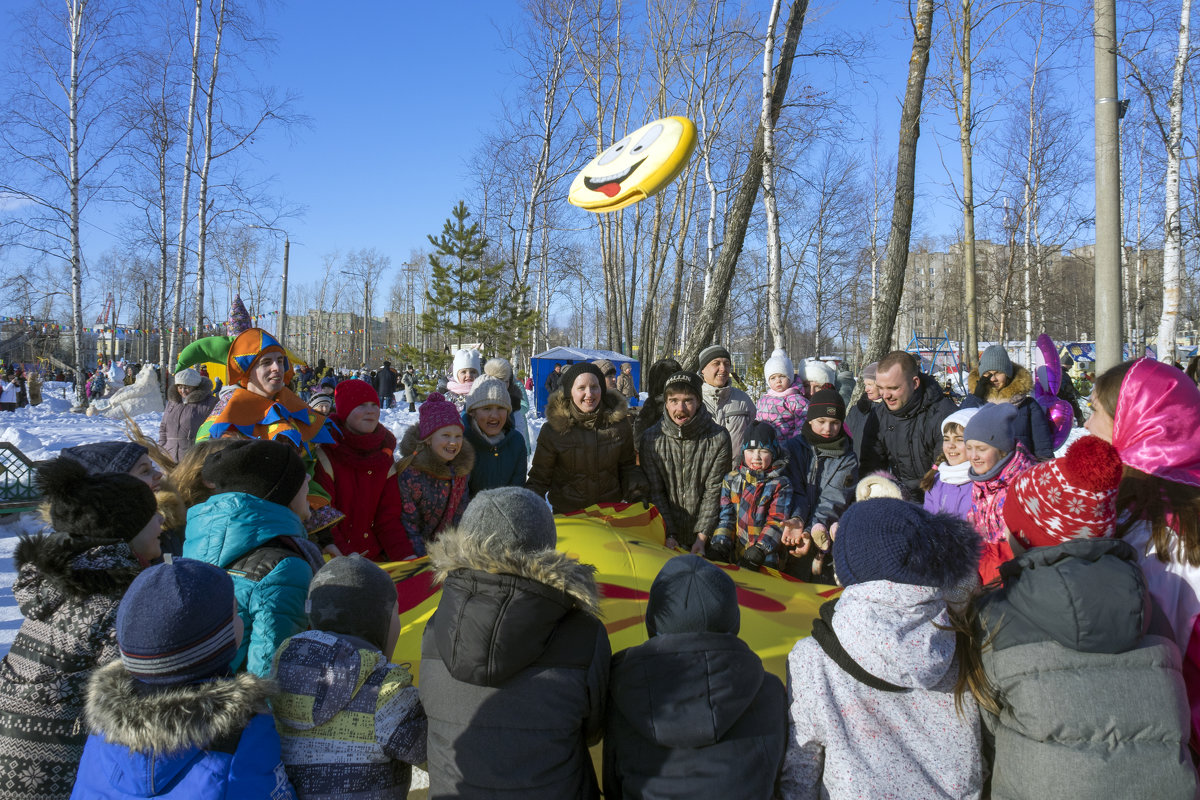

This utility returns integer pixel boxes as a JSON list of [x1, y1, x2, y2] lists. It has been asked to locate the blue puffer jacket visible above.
[[72, 660, 296, 799], [461, 411, 528, 495], [184, 493, 321, 677], [783, 434, 858, 528]]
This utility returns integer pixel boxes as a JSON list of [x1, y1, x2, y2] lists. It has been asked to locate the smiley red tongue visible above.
[[596, 182, 621, 197]]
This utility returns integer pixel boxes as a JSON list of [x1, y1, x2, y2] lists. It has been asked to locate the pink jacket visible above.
[[755, 387, 808, 442], [968, 445, 1035, 545]]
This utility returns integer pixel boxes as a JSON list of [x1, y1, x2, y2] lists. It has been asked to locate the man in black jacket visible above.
[[376, 360, 398, 409], [861, 350, 956, 501]]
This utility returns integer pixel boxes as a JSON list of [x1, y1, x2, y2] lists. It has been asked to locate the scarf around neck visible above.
[[937, 460, 972, 486]]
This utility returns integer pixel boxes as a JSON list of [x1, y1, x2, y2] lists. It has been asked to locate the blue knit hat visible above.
[[832, 498, 980, 588], [117, 558, 238, 685], [646, 555, 739, 637], [963, 402, 1019, 452]]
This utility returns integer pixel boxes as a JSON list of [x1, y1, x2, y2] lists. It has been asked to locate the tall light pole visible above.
[[1094, 0, 1123, 371], [250, 225, 290, 346]]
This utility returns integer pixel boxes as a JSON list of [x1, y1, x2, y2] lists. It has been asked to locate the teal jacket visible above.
[[184, 493, 317, 678], [461, 411, 528, 496]]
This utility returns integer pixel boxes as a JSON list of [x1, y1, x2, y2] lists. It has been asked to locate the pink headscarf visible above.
[[1113, 358, 1200, 488]]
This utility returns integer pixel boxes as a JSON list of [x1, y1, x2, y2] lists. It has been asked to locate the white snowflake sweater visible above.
[[780, 581, 982, 800]]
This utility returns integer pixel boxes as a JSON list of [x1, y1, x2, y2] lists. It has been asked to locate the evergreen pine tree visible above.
[[420, 201, 489, 354]]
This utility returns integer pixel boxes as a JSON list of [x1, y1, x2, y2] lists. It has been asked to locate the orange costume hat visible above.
[[204, 328, 336, 450]]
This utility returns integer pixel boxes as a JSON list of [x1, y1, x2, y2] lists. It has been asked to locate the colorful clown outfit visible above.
[[1110, 358, 1200, 749], [197, 328, 337, 450]]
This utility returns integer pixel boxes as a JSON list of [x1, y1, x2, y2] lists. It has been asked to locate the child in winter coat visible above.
[[780, 389, 858, 582], [957, 435, 1197, 799], [397, 393, 474, 557], [756, 348, 807, 442], [444, 348, 481, 411], [0, 458, 162, 800], [710, 420, 792, 569], [421, 488, 610, 800], [604, 555, 786, 799], [461, 374, 528, 495], [780, 498, 983, 800], [183, 439, 324, 677], [273, 555, 427, 799], [964, 402, 1034, 583], [313, 379, 411, 562], [72, 558, 297, 800], [921, 407, 978, 518]]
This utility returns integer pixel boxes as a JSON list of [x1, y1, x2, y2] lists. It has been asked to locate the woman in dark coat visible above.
[[158, 368, 218, 462], [526, 362, 643, 514]]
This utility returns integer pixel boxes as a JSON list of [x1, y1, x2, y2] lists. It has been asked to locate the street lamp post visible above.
[[250, 225, 290, 346]]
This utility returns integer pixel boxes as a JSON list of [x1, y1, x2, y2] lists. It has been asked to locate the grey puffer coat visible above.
[[700, 382, 755, 469], [861, 372, 956, 499], [158, 377, 218, 461], [975, 539, 1197, 800], [526, 388, 643, 514], [640, 407, 731, 546], [420, 528, 611, 800]]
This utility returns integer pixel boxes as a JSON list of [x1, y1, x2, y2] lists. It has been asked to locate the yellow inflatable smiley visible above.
[[569, 116, 697, 213]]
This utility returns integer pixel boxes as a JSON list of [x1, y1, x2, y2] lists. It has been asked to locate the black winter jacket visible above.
[[783, 434, 857, 528], [844, 394, 879, 464], [861, 373, 957, 499], [420, 528, 611, 800], [376, 365, 398, 399], [603, 631, 786, 799], [640, 407, 731, 546]]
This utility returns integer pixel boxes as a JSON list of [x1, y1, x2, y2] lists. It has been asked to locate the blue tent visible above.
[[531, 346, 640, 416]]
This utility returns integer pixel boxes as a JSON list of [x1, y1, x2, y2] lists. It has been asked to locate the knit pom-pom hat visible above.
[[483, 357, 513, 383], [833, 498, 981, 588], [1004, 435, 1125, 549], [59, 441, 148, 476], [418, 392, 464, 439], [465, 374, 512, 413], [36, 457, 158, 545]]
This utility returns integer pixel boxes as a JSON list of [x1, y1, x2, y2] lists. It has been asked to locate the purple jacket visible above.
[[923, 476, 973, 519]]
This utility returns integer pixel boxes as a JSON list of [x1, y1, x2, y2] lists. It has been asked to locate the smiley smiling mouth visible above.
[[583, 158, 647, 198]]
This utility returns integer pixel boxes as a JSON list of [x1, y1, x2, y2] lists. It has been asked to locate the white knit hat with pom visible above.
[[764, 349, 794, 381], [803, 358, 836, 387]]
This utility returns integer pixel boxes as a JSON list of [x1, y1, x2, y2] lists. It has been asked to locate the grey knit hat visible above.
[[483, 357, 513, 383], [60, 441, 148, 475], [460, 486, 557, 553], [964, 401, 1019, 452], [978, 345, 1014, 379], [306, 554, 398, 653], [696, 344, 732, 371], [645, 555, 739, 637], [464, 374, 512, 413]]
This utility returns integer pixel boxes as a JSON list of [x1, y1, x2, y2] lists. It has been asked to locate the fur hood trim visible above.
[[967, 364, 1033, 402], [181, 376, 215, 404], [399, 424, 476, 478], [544, 387, 629, 434], [14, 534, 140, 600], [428, 526, 601, 617], [84, 660, 275, 754]]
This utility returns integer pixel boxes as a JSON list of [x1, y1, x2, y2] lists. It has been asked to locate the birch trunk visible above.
[[958, 0, 979, 369], [170, 0, 202, 372], [865, 0, 935, 364], [681, 0, 809, 365], [761, 0, 785, 350], [195, 0, 227, 337], [68, 1, 85, 404], [1156, 0, 1191, 362]]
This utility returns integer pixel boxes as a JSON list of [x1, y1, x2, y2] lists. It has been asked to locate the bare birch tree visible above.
[[761, 0, 785, 351]]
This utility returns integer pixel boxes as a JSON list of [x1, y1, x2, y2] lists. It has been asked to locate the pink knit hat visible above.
[[418, 393, 463, 439]]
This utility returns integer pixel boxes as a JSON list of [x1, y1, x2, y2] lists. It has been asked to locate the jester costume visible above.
[[196, 328, 336, 449]]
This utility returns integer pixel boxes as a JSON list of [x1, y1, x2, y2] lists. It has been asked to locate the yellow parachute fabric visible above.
[[380, 502, 836, 684]]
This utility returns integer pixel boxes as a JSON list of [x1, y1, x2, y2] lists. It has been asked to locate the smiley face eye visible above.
[[629, 123, 663, 155], [597, 136, 631, 166]]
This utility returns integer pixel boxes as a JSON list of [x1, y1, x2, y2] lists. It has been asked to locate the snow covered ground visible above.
[[0, 388, 544, 658]]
